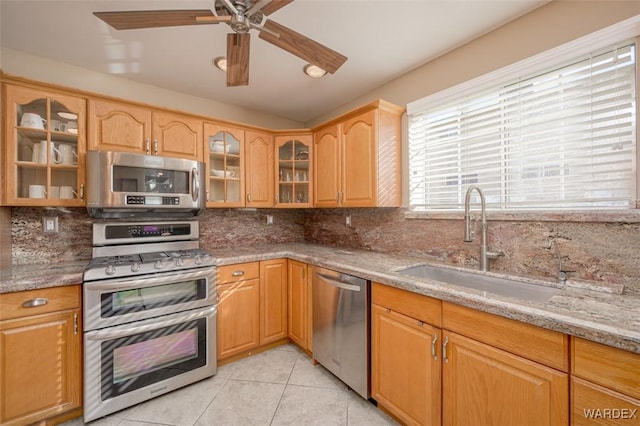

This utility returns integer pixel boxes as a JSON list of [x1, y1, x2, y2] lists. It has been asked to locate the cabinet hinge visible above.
[[73, 312, 79, 335]]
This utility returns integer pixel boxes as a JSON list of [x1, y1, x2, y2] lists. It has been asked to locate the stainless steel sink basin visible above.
[[397, 264, 560, 303]]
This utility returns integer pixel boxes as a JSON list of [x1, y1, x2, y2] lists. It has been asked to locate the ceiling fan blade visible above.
[[93, 10, 228, 30], [257, 0, 295, 16], [258, 19, 347, 74], [227, 33, 250, 86]]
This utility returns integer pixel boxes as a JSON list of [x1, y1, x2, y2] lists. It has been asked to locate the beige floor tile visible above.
[[195, 379, 285, 425], [125, 374, 226, 426], [271, 385, 348, 426], [346, 390, 398, 425], [288, 353, 348, 390], [230, 348, 298, 384]]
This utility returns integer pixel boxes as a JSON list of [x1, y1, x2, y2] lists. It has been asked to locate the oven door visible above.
[[84, 305, 216, 422], [84, 267, 216, 331]]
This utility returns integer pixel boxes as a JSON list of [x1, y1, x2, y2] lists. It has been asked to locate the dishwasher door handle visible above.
[[317, 273, 362, 292]]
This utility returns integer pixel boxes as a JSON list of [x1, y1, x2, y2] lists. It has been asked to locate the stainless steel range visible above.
[[83, 220, 216, 422]]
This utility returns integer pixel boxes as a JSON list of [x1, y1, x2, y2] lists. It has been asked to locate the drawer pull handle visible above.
[[431, 334, 438, 360], [443, 336, 449, 363], [232, 271, 245, 277], [22, 298, 49, 308]]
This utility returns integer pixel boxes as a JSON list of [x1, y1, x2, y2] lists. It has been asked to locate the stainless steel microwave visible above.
[[86, 150, 205, 218]]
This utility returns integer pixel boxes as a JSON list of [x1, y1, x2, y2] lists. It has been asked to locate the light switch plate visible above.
[[43, 216, 58, 233]]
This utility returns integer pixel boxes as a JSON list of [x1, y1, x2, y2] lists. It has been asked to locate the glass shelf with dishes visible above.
[[275, 135, 312, 208], [204, 124, 245, 207], [4, 85, 86, 205]]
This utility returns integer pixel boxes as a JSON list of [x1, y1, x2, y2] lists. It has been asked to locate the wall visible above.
[[0, 48, 303, 130], [307, 1, 640, 127], [8, 207, 305, 265]]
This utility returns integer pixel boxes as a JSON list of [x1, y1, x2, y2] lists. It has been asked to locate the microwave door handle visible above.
[[85, 306, 216, 340], [192, 167, 199, 202]]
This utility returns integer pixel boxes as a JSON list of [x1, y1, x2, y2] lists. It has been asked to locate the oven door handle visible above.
[[85, 305, 216, 340], [87, 268, 215, 291]]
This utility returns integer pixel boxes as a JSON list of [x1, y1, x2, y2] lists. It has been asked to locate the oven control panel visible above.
[[104, 223, 192, 239]]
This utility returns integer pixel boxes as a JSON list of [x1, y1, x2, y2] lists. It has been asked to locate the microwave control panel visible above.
[[126, 195, 180, 206]]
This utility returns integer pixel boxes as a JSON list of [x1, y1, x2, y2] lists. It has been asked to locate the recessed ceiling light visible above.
[[303, 64, 327, 78], [213, 57, 227, 72]]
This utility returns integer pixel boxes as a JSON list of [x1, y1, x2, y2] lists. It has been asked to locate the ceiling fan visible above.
[[93, 0, 348, 87]]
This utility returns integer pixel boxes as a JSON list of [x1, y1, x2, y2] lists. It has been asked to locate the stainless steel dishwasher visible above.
[[312, 266, 369, 399]]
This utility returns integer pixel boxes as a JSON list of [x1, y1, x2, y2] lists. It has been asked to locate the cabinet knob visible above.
[[145, 138, 151, 154], [153, 139, 158, 156], [22, 298, 48, 308]]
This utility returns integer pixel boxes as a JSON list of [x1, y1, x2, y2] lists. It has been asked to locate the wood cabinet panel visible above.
[[245, 130, 274, 207], [216, 279, 260, 360], [571, 377, 640, 426], [443, 331, 568, 426], [371, 282, 441, 327], [152, 111, 202, 160], [260, 259, 288, 345], [443, 302, 569, 372], [89, 99, 151, 153], [217, 262, 260, 284], [572, 337, 640, 400], [341, 110, 376, 207], [0, 285, 82, 426], [313, 125, 340, 207], [372, 304, 441, 426], [0, 285, 81, 321], [287, 260, 309, 350]]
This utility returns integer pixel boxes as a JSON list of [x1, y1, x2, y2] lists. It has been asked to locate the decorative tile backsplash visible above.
[[9, 206, 640, 293]]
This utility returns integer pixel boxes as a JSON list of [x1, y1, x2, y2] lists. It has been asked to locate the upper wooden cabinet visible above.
[[245, 130, 274, 207], [3, 84, 86, 206], [275, 133, 313, 208], [204, 122, 245, 207], [313, 100, 404, 207], [88, 99, 203, 161]]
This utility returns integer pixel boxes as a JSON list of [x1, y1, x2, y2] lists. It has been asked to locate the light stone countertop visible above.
[[1, 242, 638, 354]]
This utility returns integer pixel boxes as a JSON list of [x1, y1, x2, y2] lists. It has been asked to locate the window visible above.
[[408, 42, 637, 211]]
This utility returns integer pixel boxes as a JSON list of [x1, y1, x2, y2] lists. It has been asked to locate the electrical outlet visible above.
[[43, 216, 58, 233], [345, 215, 352, 227], [266, 214, 274, 225]]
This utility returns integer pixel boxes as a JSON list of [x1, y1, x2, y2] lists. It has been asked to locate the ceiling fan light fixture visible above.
[[303, 64, 327, 78], [213, 56, 227, 72]]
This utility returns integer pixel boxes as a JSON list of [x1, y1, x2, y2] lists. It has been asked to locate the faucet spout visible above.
[[464, 186, 502, 271]]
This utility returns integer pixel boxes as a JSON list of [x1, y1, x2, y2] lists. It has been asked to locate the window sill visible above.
[[404, 209, 640, 223]]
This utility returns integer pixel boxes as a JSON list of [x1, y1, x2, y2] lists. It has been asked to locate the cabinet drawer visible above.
[[442, 302, 569, 372], [571, 377, 640, 425], [572, 337, 640, 400], [217, 262, 260, 284], [0, 285, 81, 321], [372, 282, 441, 327]]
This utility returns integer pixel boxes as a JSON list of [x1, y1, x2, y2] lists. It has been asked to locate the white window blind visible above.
[[409, 43, 637, 211]]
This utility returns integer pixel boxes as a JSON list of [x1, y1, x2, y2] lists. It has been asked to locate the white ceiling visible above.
[[0, 0, 546, 123]]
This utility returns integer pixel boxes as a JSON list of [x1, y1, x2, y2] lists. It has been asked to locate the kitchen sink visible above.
[[397, 264, 560, 303]]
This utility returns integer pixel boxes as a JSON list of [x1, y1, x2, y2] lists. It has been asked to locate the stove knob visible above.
[[154, 260, 164, 270], [106, 265, 116, 276], [194, 256, 203, 265], [175, 258, 184, 267], [131, 262, 141, 272]]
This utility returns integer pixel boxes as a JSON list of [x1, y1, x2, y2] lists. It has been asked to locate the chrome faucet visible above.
[[463, 185, 504, 271]]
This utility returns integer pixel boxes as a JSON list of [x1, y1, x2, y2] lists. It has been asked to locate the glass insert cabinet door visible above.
[[4, 85, 86, 205], [203, 123, 244, 207], [275, 134, 312, 207]]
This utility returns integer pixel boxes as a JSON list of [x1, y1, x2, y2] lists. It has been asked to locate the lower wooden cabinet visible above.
[[570, 337, 640, 425], [287, 260, 312, 352], [0, 285, 82, 426], [371, 304, 441, 426], [260, 259, 288, 345], [442, 331, 568, 426], [216, 260, 288, 361]]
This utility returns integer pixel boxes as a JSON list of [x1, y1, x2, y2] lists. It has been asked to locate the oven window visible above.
[[101, 279, 207, 318], [102, 318, 207, 400], [112, 166, 189, 194]]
